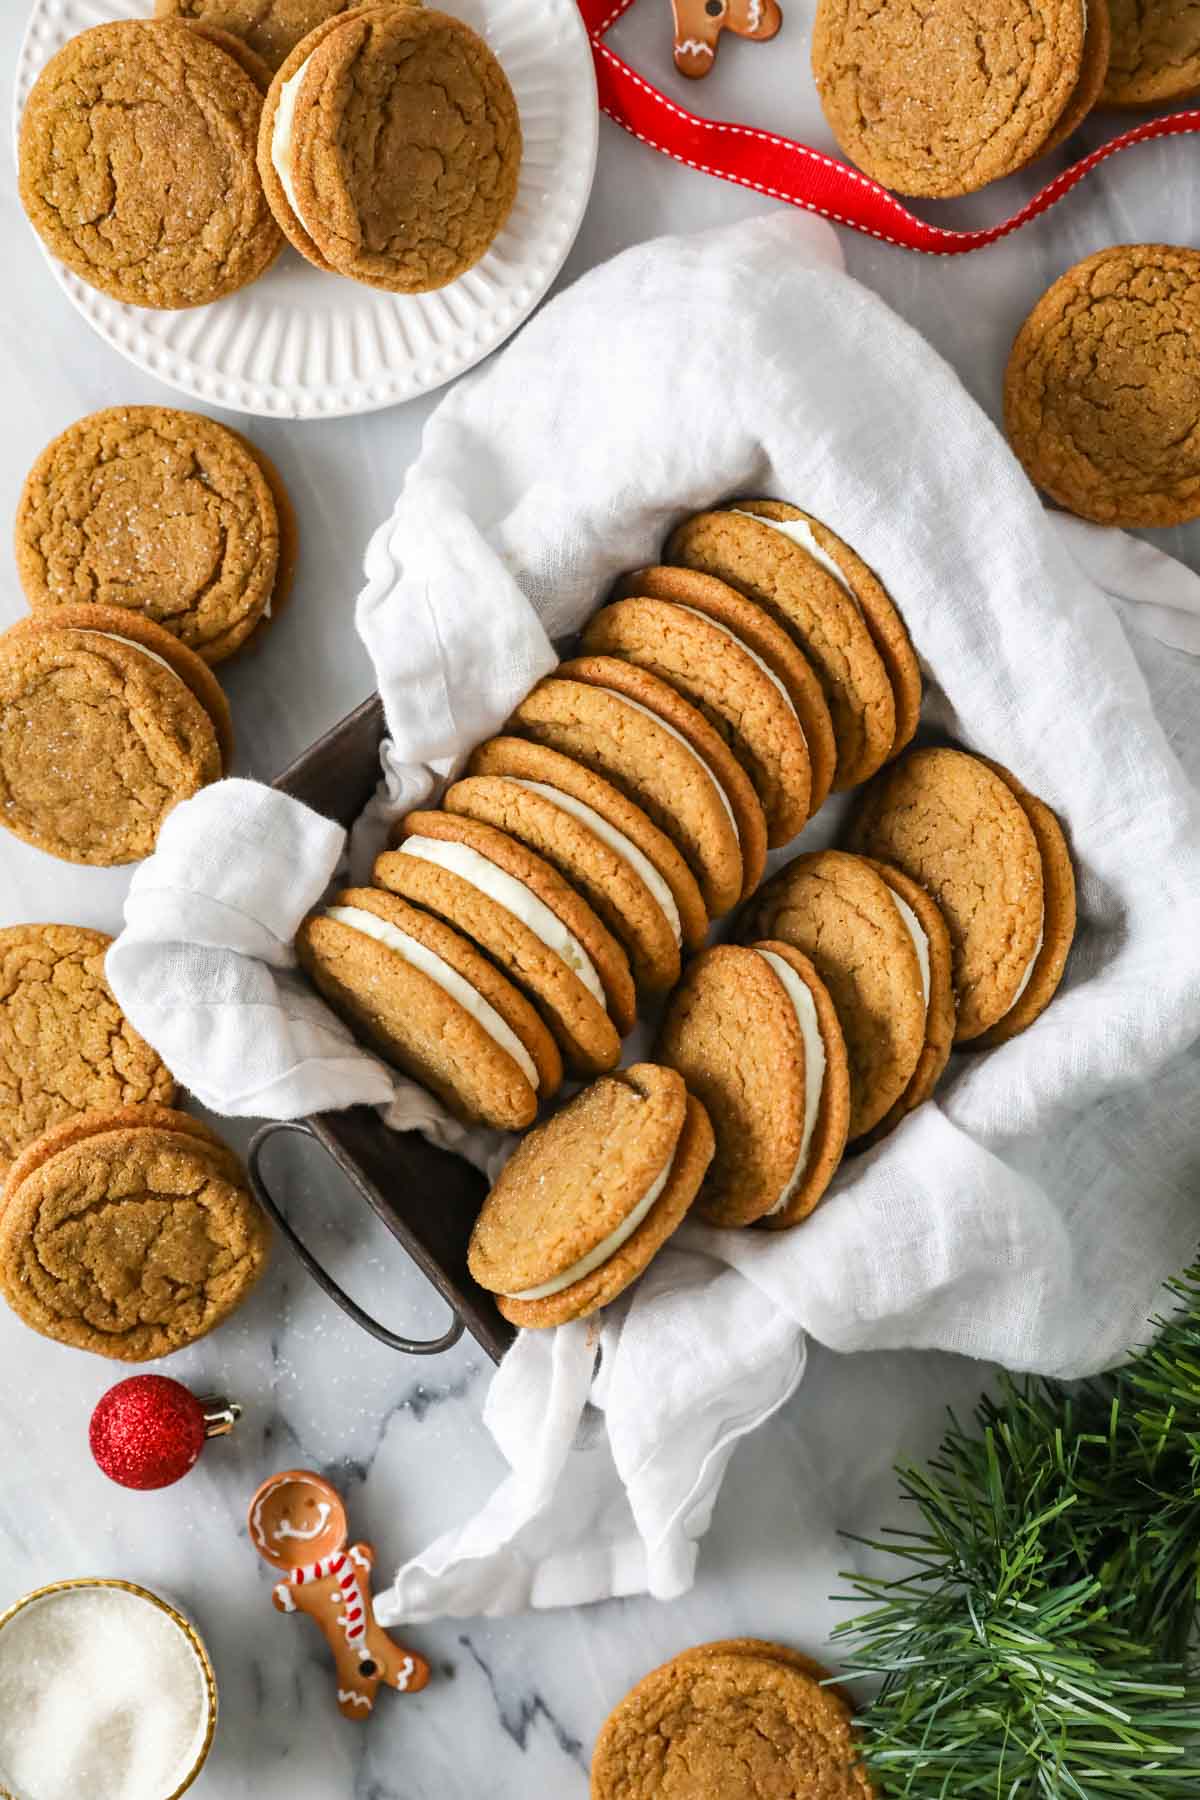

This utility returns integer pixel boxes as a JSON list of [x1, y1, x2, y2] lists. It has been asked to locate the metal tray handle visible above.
[[248, 1120, 465, 1355]]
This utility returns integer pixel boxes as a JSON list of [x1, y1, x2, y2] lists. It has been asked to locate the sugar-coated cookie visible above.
[[1005, 246, 1200, 527], [613, 565, 839, 815], [469, 737, 710, 953], [741, 850, 928, 1140], [668, 507, 897, 790], [0, 606, 232, 866], [259, 4, 521, 292], [0, 926, 176, 1179], [17, 408, 291, 665], [1103, 0, 1200, 106], [656, 942, 850, 1228], [469, 1064, 713, 1328], [846, 748, 1047, 1043], [590, 1639, 873, 1799], [156, 0, 355, 72], [297, 885, 560, 1126], [583, 595, 814, 847], [19, 21, 281, 309], [0, 1106, 269, 1361], [812, 0, 1086, 196]]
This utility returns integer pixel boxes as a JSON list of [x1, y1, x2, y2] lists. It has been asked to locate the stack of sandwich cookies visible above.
[[656, 943, 850, 1229], [582, 596, 814, 846], [0, 605, 233, 866], [668, 502, 919, 788], [16, 407, 296, 665], [847, 747, 1075, 1044], [297, 887, 561, 1129], [0, 1106, 270, 1361], [611, 564, 839, 815], [742, 850, 943, 1143], [375, 811, 629, 1076], [467, 1064, 714, 1328], [259, 3, 522, 293]]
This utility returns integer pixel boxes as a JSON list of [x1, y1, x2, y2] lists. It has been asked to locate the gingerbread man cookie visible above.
[[671, 0, 782, 78], [248, 1470, 429, 1719]]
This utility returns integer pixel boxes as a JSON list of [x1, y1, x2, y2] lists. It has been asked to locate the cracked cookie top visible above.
[[18, 20, 281, 310], [156, 0, 357, 71], [1102, 0, 1200, 106]]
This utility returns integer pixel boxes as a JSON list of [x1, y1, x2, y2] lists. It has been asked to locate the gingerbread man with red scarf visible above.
[[249, 1469, 429, 1719]]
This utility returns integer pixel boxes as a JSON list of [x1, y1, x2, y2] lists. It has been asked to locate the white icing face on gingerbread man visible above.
[[250, 1473, 347, 1571]]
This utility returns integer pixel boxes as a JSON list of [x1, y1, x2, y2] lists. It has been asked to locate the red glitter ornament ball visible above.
[[89, 1377, 239, 1490]]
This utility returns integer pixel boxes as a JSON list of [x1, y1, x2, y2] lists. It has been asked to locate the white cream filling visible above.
[[503, 1152, 675, 1300], [271, 52, 318, 228], [1005, 923, 1044, 1015], [889, 890, 931, 1011], [325, 905, 539, 1088], [508, 780, 683, 948], [758, 950, 826, 1216], [732, 509, 861, 610], [86, 631, 187, 688], [598, 687, 741, 845], [668, 603, 801, 723], [399, 837, 606, 1007]]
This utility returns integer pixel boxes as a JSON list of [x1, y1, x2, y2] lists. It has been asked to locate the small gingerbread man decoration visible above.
[[671, 0, 782, 77], [248, 1469, 429, 1720]]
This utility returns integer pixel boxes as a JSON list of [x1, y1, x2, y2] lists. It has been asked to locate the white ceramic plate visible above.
[[13, 0, 598, 419]]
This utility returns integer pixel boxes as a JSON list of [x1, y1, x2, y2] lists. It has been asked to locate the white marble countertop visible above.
[[2, 4, 1198, 1795]]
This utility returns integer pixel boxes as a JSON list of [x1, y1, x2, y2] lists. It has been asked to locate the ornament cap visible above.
[[199, 1397, 242, 1440]]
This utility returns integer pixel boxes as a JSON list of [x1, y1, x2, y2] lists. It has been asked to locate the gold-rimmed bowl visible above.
[[0, 1578, 217, 1800]]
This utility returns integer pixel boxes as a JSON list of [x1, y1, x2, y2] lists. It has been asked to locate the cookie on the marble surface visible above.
[[667, 507, 897, 790], [583, 595, 814, 847], [846, 748, 1046, 1043], [1102, 0, 1200, 105], [0, 926, 176, 1180], [508, 674, 745, 918], [741, 850, 927, 1140], [469, 1064, 713, 1328], [375, 813, 626, 1076], [590, 1638, 873, 1799], [297, 885, 559, 1125], [971, 763, 1076, 1047], [156, 0, 355, 71], [258, 4, 521, 292], [656, 942, 850, 1228], [0, 1105, 269, 1362], [1005, 246, 1200, 527], [857, 859, 956, 1142], [612, 564, 839, 815], [443, 773, 683, 993], [0, 605, 232, 867], [19, 21, 280, 310], [811, 0, 1085, 197], [469, 736, 710, 954], [17, 407, 290, 666]]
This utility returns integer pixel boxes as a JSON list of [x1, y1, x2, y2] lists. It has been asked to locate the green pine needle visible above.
[[835, 1261, 1200, 1795]]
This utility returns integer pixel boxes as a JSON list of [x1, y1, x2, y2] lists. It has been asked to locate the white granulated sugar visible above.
[[0, 1587, 209, 1800]]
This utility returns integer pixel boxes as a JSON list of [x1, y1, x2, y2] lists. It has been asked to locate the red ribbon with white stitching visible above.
[[579, 0, 1200, 254]]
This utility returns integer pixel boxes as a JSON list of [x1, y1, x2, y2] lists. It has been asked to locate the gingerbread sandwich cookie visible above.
[[846, 748, 1056, 1043], [742, 850, 930, 1140], [857, 860, 956, 1142], [469, 737, 709, 953], [181, 20, 276, 87], [668, 507, 899, 789], [468, 1064, 714, 1328], [1034, 0, 1111, 158], [157, 0, 355, 71], [591, 1638, 873, 1799], [583, 596, 814, 847], [812, 0, 1086, 197], [17, 407, 291, 665], [0, 1106, 270, 1362], [656, 943, 849, 1228], [0, 606, 232, 866], [19, 21, 280, 310], [0, 925, 176, 1180], [1103, 0, 1200, 106], [259, 4, 522, 292], [375, 812, 629, 1076], [443, 773, 684, 993], [297, 886, 561, 1128], [612, 565, 839, 815], [1005, 246, 1200, 528]]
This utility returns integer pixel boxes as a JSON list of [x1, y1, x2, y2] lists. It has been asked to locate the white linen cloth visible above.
[[107, 214, 1200, 1624]]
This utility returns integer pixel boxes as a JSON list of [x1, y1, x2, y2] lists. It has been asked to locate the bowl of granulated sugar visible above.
[[0, 1579, 216, 1800]]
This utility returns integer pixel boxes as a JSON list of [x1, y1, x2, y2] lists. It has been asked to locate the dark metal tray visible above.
[[246, 695, 515, 1365]]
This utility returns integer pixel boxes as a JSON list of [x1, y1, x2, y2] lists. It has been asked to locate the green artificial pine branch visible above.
[[834, 1261, 1200, 1795]]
